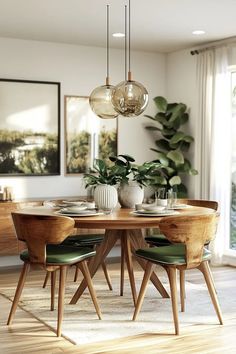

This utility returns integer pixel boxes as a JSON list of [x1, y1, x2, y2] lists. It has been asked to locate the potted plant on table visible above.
[[109, 154, 166, 208], [83, 159, 120, 212]]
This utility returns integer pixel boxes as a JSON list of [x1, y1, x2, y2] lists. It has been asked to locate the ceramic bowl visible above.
[[142, 204, 166, 212]]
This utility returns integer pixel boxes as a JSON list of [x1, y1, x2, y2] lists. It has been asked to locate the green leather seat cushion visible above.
[[145, 234, 171, 246], [136, 244, 211, 265], [20, 245, 95, 265], [62, 234, 104, 246]]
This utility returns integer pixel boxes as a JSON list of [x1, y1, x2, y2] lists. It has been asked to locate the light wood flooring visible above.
[[0, 262, 236, 354]]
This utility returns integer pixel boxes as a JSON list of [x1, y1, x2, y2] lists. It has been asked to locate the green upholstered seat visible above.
[[62, 234, 104, 246], [145, 234, 171, 246], [136, 244, 211, 265], [20, 245, 95, 265]]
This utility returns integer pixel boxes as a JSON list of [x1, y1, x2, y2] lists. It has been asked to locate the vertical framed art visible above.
[[64, 95, 118, 175], [0, 78, 60, 176]]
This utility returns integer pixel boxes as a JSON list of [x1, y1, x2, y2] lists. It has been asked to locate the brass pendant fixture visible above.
[[112, 0, 149, 117], [89, 5, 118, 119]]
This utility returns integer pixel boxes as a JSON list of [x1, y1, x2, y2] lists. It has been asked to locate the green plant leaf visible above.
[[180, 112, 189, 125], [167, 150, 184, 164], [154, 96, 167, 112], [155, 139, 170, 151], [155, 113, 169, 127], [161, 128, 176, 137], [176, 183, 188, 198], [189, 168, 198, 175], [183, 135, 194, 143], [152, 152, 169, 166], [145, 126, 161, 131], [169, 103, 187, 123], [169, 175, 181, 186], [166, 103, 178, 113], [144, 115, 159, 122], [169, 132, 185, 144]]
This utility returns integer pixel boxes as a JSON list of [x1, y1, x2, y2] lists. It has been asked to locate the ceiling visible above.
[[1, 0, 236, 53]]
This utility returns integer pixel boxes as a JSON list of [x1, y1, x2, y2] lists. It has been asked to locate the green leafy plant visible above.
[[83, 159, 121, 188], [83, 154, 166, 190], [145, 96, 198, 196], [109, 154, 165, 187]]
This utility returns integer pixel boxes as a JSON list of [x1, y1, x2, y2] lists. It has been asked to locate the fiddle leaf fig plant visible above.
[[145, 96, 198, 196]]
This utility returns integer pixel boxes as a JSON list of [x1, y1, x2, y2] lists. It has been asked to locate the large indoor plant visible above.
[[145, 96, 198, 197]]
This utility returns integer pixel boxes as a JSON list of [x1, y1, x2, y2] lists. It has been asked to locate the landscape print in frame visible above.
[[65, 95, 117, 175], [0, 79, 60, 176]]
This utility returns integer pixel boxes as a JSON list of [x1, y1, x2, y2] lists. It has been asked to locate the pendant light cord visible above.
[[128, 0, 131, 81], [125, 5, 127, 80], [106, 5, 109, 85]]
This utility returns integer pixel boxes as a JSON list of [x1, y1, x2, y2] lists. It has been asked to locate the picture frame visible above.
[[64, 95, 118, 175], [0, 78, 60, 176]]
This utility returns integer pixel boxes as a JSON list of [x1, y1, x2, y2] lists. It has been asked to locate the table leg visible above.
[[123, 231, 137, 306], [128, 229, 169, 299], [120, 237, 125, 296], [70, 230, 119, 304]]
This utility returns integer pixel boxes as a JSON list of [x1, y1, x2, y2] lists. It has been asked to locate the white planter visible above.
[[118, 181, 144, 208], [94, 184, 118, 212]]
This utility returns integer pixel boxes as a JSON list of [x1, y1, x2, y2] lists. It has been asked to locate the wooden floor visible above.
[[0, 262, 236, 354]]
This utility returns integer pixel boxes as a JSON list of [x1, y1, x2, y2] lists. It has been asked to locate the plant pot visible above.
[[118, 181, 144, 208], [94, 184, 118, 212]]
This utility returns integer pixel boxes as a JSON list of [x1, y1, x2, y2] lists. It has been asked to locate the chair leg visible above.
[[101, 261, 113, 291], [57, 265, 67, 337], [73, 266, 79, 282], [51, 271, 57, 311], [179, 269, 185, 312], [43, 271, 50, 288], [79, 261, 102, 320], [166, 267, 179, 335], [120, 237, 125, 296], [133, 261, 153, 321], [198, 261, 223, 325], [7, 262, 30, 325]]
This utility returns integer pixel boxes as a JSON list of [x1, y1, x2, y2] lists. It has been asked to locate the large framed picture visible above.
[[0, 78, 60, 176], [65, 95, 118, 175]]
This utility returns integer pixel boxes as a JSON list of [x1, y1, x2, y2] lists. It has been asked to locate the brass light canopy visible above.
[[112, 1, 149, 117], [89, 5, 118, 119]]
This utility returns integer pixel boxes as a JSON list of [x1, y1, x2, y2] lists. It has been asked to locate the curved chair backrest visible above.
[[159, 213, 220, 269], [11, 212, 75, 267], [178, 199, 218, 210]]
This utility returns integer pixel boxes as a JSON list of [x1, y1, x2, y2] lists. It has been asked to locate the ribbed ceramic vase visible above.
[[118, 181, 144, 208], [94, 184, 118, 212]]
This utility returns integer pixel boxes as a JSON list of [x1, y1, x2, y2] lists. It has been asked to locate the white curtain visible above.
[[196, 46, 232, 265]]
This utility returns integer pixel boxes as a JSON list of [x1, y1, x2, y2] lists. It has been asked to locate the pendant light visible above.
[[89, 5, 118, 119], [112, 0, 149, 117]]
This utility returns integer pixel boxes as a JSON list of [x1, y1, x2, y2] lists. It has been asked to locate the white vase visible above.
[[94, 184, 118, 212], [118, 181, 144, 208]]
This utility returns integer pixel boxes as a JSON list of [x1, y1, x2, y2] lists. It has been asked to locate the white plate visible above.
[[55, 210, 102, 217], [131, 210, 179, 217]]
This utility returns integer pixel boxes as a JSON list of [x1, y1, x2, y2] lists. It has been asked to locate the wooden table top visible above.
[[16, 205, 215, 230]]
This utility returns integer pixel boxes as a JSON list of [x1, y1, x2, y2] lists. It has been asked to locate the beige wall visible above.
[[0, 37, 166, 199]]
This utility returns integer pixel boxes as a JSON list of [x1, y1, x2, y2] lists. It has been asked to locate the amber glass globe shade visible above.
[[89, 85, 119, 119], [112, 80, 148, 117]]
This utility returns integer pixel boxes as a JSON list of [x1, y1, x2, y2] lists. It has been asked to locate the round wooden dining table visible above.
[[17, 205, 215, 306], [66, 206, 215, 306]]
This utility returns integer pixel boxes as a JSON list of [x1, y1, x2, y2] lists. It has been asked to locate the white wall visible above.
[[166, 49, 198, 198], [0, 37, 166, 199]]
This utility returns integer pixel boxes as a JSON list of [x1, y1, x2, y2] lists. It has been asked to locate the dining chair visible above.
[[43, 233, 113, 290], [144, 199, 218, 311], [133, 213, 223, 335], [7, 213, 102, 337]]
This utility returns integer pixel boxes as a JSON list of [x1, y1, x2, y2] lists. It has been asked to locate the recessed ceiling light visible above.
[[112, 33, 125, 38], [192, 30, 206, 35]]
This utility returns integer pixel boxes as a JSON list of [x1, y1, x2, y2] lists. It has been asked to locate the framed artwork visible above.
[[65, 95, 118, 175], [0, 78, 60, 176]]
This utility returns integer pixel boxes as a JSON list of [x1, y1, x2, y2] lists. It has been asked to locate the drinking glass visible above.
[[167, 189, 177, 208]]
